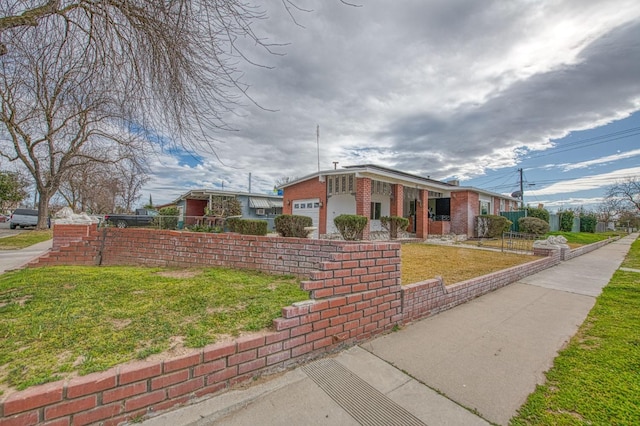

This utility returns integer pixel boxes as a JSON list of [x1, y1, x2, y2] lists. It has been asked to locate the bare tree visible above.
[[0, 1, 287, 153], [116, 159, 148, 212], [0, 27, 142, 228], [606, 177, 640, 212], [58, 159, 146, 214]]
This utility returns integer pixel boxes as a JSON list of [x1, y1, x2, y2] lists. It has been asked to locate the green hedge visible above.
[[518, 217, 549, 235], [558, 210, 574, 232], [580, 212, 597, 233], [525, 206, 550, 223], [275, 215, 313, 238], [334, 214, 368, 241], [477, 214, 512, 238], [380, 216, 409, 239], [226, 218, 268, 236], [152, 207, 179, 229]]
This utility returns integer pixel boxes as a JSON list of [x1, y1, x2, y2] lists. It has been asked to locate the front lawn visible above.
[[0, 266, 308, 392], [547, 231, 622, 245], [401, 243, 533, 285], [0, 230, 52, 250], [511, 237, 640, 425]]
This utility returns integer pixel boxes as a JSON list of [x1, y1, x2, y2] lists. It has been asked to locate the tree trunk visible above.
[[36, 190, 50, 230]]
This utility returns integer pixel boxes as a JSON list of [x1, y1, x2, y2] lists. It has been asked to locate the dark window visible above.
[[370, 202, 381, 220]]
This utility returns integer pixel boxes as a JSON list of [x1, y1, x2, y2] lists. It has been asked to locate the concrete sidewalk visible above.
[[0, 239, 52, 274], [142, 234, 636, 426]]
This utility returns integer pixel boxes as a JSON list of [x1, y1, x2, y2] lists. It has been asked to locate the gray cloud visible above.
[[145, 0, 640, 204]]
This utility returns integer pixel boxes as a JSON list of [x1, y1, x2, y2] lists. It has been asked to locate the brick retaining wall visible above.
[[0, 225, 614, 425]]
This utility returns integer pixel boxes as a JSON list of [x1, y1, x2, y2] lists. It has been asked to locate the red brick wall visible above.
[[415, 190, 429, 238], [402, 249, 562, 322], [429, 221, 450, 235], [450, 190, 479, 237], [5, 228, 402, 425], [5, 225, 613, 425], [355, 178, 372, 240], [282, 179, 327, 234], [390, 184, 403, 217], [52, 224, 95, 250]]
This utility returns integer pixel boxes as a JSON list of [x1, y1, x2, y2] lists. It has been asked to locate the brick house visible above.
[[278, 164, 519, 239], [174, 190, 283, 230]]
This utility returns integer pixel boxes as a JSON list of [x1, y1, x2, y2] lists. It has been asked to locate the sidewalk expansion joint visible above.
[[303, 358, 427, 426]]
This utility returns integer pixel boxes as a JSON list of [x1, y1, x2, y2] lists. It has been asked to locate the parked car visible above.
[[9, 208, 39, 229], [103, 209, 158, 228], [0, 214, 7, 223]]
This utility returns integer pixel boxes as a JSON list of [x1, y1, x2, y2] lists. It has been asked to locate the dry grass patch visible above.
[[402, 243, 535, 285]]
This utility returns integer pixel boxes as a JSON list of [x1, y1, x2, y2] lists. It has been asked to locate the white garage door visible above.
[[292, 198, 320, 238]]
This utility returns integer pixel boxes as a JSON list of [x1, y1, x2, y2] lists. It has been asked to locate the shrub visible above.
[[275, 214, 313, 238], [476, 215, 512, 238], [579, 212, 598, 233], [558, 210, 574, 232], [518, 217, 549, 235], [526, 206, 550, 223], [380, 216, 409, 239], [227, 218, 268, 236], [187, 224, 222, 233], [153, 207, 179, 229], [334, 214, 368, 241]]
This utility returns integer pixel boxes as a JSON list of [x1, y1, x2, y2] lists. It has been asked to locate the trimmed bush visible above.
[[558, 210, 574, 232], [152, 207, 179, 229], [275, 214, 313, 238], [476, 215, 512, 238], [580, 212, 597, 233], [526, 206, 550, 223], [334, 214, 368, 241], [226, 218, 268, 236], [518, 217, 549, 235], [188, 224, 222, 233], [380, 216, 409, 239]]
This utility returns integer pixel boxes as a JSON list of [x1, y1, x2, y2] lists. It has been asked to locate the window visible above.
[[480, 201, 490, 215], [370, 202, 381, 220]]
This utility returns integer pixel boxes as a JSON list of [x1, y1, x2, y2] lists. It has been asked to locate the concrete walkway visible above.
[[0, 239, 52, 274], [139, 234, 636, 425]]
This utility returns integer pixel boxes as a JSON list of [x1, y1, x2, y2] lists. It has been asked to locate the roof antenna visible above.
[[316, 125, 321, 172], [333, 161, 339, 170]]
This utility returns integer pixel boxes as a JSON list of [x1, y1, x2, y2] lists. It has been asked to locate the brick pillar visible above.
[[415, 189, 429, 239], [390, 184, 404, 217], [355, 178, 372, 240]]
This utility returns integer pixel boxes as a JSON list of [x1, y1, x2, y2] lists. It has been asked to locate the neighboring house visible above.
[[278, 164, 519, 239], [173, 189, 283, 230]]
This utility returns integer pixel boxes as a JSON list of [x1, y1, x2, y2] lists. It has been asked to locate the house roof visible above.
[[173, 189, 282, 204], [278, 164, 518, 201]]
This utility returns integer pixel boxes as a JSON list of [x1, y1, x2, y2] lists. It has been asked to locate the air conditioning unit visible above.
[[256, 208, 265, 216]]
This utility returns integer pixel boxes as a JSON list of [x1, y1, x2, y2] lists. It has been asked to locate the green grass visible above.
[[0, 266, 308, 391], [511, 237, 640, 425], [546, 231, 622, 245], [0, 230, 52, 250]]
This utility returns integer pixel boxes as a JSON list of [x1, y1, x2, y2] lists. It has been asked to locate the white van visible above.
[[9, 208, 39, 229]]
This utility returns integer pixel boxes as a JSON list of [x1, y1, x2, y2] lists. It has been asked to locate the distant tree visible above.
[[596, 197, 622, 224], [618, 209, 640, 230], [144, 194, 154, 210], [606, 177, 640, 212], [58, 159, 147, 214], [0, 170, 28, 211]]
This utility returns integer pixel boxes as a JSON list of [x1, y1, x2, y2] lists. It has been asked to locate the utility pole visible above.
[[316, 125, 320, 173], [518, 168, 524, 209]]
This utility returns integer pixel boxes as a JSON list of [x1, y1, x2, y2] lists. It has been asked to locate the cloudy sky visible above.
[[146, 0, 640, 212]]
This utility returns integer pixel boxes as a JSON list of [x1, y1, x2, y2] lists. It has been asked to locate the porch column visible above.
[[390, 184, 404, 217], [415, 189, 429, 239], [355, 177, 372, 240]]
